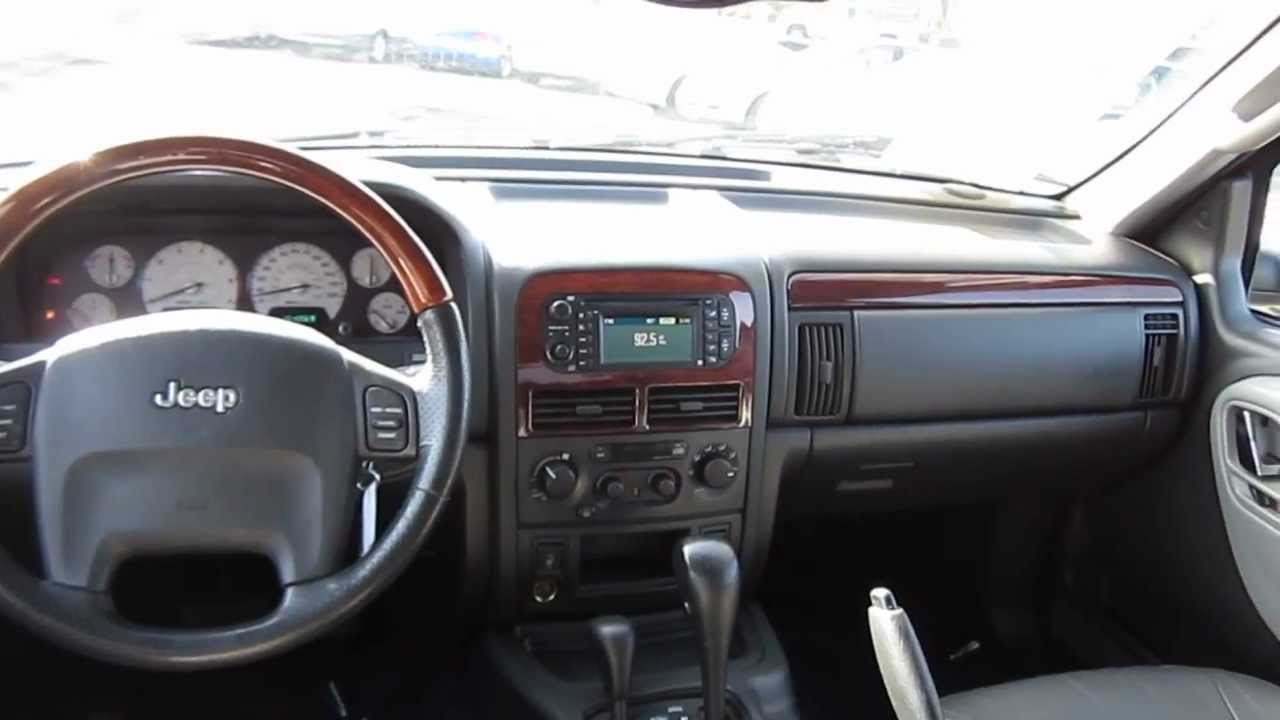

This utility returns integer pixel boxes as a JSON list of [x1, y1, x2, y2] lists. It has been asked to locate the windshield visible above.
[[3, 0, 1273, 194]]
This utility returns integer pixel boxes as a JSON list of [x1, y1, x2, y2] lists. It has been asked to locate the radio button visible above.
[[546, 342, 574, 364], [718, 300, 734, 328], [719, 332, 733, 357], [548, 299, 574, 321]]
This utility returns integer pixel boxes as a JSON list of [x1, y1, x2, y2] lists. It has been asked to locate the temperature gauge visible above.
[[367, 292, 410, 334], [67, 292, 118, 329]]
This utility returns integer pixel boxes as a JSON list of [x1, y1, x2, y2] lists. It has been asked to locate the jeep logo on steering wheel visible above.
[[152, 380, 240, 414]]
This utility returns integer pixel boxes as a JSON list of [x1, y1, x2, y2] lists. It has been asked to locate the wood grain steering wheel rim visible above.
[[0, 135, 453, 312]]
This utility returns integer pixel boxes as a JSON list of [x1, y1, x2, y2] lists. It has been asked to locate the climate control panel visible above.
[[518, 429, 749, 526]]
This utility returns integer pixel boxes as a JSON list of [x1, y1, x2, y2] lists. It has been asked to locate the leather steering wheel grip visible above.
[[0, 137, 470, 670], [0, 135, 452, 313]]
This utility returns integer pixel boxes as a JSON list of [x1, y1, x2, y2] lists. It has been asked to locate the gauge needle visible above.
[[370, 309, 392, 330], [107, 253, 116, 286], [145, 281, 204, 304], [252, 283, 312, 298], [368, 257, 377, 287]]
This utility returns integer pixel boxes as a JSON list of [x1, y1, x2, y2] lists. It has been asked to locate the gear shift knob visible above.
[[673, 536, 740, 720], [590, 616, 635, 720]]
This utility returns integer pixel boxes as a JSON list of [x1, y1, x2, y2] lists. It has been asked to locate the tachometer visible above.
[[367, 292, 411, 334], [247, 242, 348, 320], [67, 292, 117, 329], [140, 241, 239, 313], [350, 247, 392, 289], [84, 245, 135, 289]]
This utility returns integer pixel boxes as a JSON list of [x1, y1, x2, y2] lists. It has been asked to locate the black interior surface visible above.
[[0, 139, 1277, 719]]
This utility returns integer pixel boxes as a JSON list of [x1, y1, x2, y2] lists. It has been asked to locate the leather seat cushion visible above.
[[942, 666, 1280, 720]]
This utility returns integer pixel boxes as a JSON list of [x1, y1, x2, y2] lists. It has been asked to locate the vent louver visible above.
[[530, 388, 637, 432], [646, 384, 742, 429], [1139, 312, 1180, 401], [794, 322, 847, 418]]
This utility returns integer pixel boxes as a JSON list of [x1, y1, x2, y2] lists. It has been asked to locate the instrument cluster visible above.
[[33, 235, 416, 339]]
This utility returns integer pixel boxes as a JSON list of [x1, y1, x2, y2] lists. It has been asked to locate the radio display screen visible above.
[[600, 313, 695, 365]]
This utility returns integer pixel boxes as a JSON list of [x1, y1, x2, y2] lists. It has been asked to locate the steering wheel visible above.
[[0, 137, 470, 670]]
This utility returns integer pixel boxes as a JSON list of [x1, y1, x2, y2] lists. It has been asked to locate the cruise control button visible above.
[[0, 383, 31, 453], [365, 386, 408, 452]]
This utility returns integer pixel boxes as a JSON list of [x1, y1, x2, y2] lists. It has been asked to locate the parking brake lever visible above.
[[868, 587, 944, 720]]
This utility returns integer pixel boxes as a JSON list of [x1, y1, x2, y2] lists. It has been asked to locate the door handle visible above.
[[1239, 409, 1280, 478]]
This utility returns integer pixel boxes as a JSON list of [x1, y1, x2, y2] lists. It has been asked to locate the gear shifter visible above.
[[673, 536, 740, 720], [590, 615, 635, 720]]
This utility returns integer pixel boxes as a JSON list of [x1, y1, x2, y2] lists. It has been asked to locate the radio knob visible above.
[[548, 299, 574, 321], [649, 470, 679, 499], [534, 457, 579, 500], [546, 341, 574, 364], [597, 473, 626, 500], [695, 449, 739, 490]]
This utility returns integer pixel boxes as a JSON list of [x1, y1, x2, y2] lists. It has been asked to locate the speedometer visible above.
[[247, 242, 348, 321], [140, 241, 239, 313]]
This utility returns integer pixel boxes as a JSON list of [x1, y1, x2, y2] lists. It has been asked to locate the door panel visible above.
[[1212, 380, 1280, 639]]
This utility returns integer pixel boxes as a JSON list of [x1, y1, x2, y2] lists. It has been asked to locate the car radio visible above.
[[542, 295, 736, 372]]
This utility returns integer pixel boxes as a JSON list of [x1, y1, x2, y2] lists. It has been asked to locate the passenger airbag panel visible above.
[[854, 306, 1144, 421]]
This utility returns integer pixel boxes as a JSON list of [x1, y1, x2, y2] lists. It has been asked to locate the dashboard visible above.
[[0, 149, 1201, 628]]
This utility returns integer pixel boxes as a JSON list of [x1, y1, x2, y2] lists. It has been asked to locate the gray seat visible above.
[[941, 666, 1280, 720]]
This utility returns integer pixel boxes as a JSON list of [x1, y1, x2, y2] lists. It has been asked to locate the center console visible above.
[[513, 270, 756, 616]]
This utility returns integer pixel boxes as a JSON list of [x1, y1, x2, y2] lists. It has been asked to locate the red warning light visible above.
[[44, 309, 57, 321], [46, 276, 63, 286]]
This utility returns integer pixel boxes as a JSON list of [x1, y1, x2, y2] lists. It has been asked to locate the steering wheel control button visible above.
[[364, 386, 409, 452], [0, 383, 31, 453]]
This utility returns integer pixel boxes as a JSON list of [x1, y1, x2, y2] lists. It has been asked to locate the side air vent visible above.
[[530, 388, 637, 432], [794, 321, 849, 418], [1139, 312, 1181, 401], [647, 384, 742, 429]]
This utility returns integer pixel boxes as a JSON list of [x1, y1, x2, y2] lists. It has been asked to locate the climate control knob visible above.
[[649, 470, 680, 500], [693, 446, 739, 490], [533, 456, 579, 500], [597, 473, 626, 500]]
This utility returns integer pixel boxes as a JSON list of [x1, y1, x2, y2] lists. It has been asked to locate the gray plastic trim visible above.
[[1211, 378, 1280, 641]]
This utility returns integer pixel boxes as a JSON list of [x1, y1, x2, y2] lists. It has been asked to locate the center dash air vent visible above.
[[1139, 311, 1181, 401], [646, 384, 742, 429], [793, 321, 849, 418], [530, 388, 637, 432]]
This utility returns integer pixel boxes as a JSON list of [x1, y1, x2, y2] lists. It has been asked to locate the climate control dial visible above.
[[532, 454, 579, 500], [692, 444, 740, 489]]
